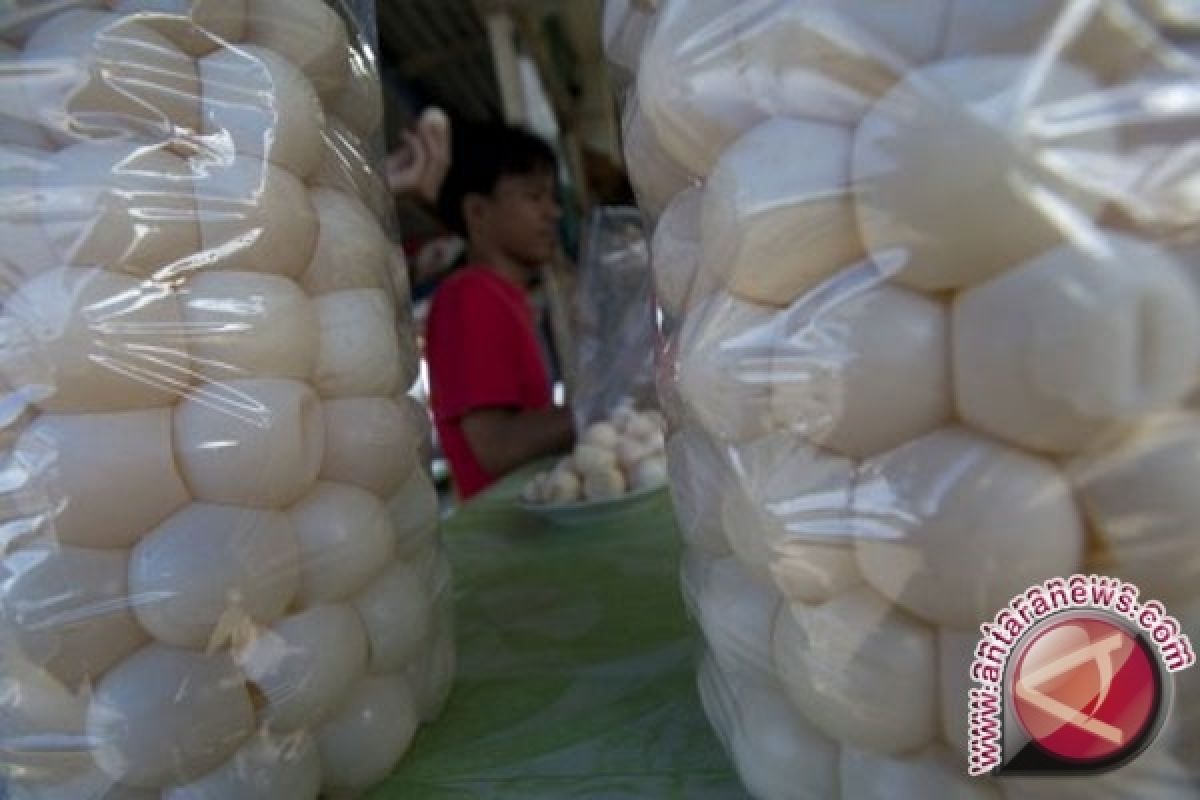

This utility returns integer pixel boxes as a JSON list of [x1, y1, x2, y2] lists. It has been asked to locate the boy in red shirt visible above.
[[426, 124, 575, 499]]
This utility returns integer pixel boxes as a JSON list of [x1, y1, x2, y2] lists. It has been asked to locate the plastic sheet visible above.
[[0, 2, 452, 798], [618, 0, 1200, 796]]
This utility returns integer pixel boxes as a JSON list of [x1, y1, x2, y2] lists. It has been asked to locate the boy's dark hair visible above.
[[435, 122, 558, 237]]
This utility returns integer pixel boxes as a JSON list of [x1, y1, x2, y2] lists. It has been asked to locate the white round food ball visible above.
[[693, 555, 781, 685], [630, 456, 667, 491], [313, 289, 408, 399], [544, 468, 582, 505], [938, 627, 977, 758], [855, 427, 1084, 629], [665, 428, 732, 556], [677, 291, 781, 442], [235, 604, 368, 733], [728, 674, 841, 800], [583, 467, 626, 501], [772, 275, 951, 458], [199, 44, 324, 179], [309, 117, 392, 222], [288, 482, 395, 606], [620, 97, 694, 221], [173, 377, 324, 508], [1072, 414, 1200, 598], [0, 267, 188, 412], [1, 545, 146, 688], [0, 651, 92, 784], [841, 746, 1000, 799], [1, 1, 106, 46], [954, 236, 1200, 455], [0, 43, 52, 148], [353, 560, 433, 673], [301, 187, 390, 295], [614, 436, 655, 473], [652, 186, 714, 318], [21, 10, 199, 142], [316, 674, 418, 791], [638, 0, 946, 176], [164, 729, 320, 800], [573, 443, 618, 473], [702, 117, 864, 308], [321, 396, 423, 497], [179, 271, 317, 381], [386, 467, 440, 557], [87, 644, 255, 788], [111, 0, 246, 56], [0, 145, 57, 293], [244, 0, 349, 98], [130, 503, 299, 649], [12, 408, 188, 549], [721, 436, 862, 606], [853, 56, 1113, 291], [41, 140, 200, 278], [773, 586, 938, 754], [581, 421, 619, 449], [940, 0, 1160, 84], [194, 154, 318, 277]]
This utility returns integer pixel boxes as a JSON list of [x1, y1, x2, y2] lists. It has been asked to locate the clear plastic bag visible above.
[[621, 0, 1200, 796], [0, 2, 453, 797], [571, 205, 660, 431]]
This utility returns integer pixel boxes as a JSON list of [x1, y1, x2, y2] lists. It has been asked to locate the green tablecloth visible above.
[[367, 466, 746, 799]]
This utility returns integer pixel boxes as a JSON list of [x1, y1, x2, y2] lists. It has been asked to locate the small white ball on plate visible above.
[[21, 10, 200, 142], [386, 467, 440, 558], [721, 436, 862, 606], [321, 396, 423, 497], [180, 271, 318, 381], [193, 154, 318, 277], [853, 56, 1113, 292], [841, 746, 1000, 799], [163, 728, 320, 800], [130, 504, 299, 649], [199, 43, 324, 180], [87, 644, 255, 788], [288, 481, 395, 606], [235, 604, 368, 733], [573, 443, 618, 473], [301, 187, 391, 295], [315, 674, 418, 791], [313, 289, 408, 399], [353, 560, 433, 673], [701, 117, 864, 308], [0, 267, 188, 413], [544, 468, 582, 505], [954, 236, 1200, 455], [1071, 414, 1200, 598], [630, 456, 667, 491], [173, 378, 324, 508], [243, 0, 349, 98], [111, 0, 246, 56], [12, 408, 188, 549], [773, 585, 938, 754], [582, 466, 627, 501], [2, 544, 148, 687], [581, 421, 619, 449], [855, 427, 1084, 629], [771, 275, 951, 459]]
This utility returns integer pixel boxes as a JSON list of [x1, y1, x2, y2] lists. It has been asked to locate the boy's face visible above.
[[479, 170, 561, 269]]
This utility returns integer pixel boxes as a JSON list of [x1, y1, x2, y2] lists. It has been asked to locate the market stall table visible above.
[[367, 464, 745, 798]]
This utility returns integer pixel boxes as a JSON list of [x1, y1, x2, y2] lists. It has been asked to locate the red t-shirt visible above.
[[426, 266, 552, 499]]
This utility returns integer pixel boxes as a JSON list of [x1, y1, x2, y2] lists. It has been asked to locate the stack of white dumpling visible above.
[[619, 0, 1200, 797], [0, 2, 453, 798], [522, 406, 668, 506]]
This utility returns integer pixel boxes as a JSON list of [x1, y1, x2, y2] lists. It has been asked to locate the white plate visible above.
[[517, 483, 668, 527]]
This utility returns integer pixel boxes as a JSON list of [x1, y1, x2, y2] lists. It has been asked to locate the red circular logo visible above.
[[1011, 615, 1159, 764]]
